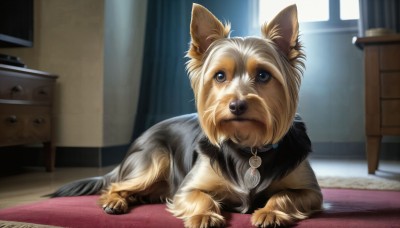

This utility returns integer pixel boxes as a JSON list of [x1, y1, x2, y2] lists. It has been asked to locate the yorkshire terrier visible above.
[[50, 3, 322, 227]]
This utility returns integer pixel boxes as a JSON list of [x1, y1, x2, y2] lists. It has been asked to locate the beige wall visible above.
[[0, 0, 147, 147]]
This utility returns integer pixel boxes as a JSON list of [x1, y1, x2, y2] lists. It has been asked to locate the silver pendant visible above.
[[244, 167, 261, 189], [249, 155, 262, 168], [244, 148, 262, 189]]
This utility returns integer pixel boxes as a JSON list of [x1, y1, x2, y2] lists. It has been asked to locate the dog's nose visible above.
[[229, 99, 248, 116]]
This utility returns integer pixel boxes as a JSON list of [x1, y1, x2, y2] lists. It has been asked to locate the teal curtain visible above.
[[133, 0, 194, 138], [359, 0, 400, 36], [133, 0, 251, 138]]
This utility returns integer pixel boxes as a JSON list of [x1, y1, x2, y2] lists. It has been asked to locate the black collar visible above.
[[240, 143, 279, 154]]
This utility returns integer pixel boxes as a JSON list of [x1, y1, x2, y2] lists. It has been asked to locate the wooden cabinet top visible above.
[[0, 63, 58, 79], [353, 34, 400, 49]]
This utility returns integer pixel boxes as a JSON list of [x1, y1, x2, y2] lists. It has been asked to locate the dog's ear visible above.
[[261, 4, 300, 58], [189, 4, 230, 58]]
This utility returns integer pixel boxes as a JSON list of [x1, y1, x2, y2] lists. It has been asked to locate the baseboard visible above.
[[311, 142, 400, 160], [56, 145, 130, 167]]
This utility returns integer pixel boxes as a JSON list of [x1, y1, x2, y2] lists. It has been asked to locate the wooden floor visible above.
[[0, 166, 114, 209], [0, 159, 399, 209]]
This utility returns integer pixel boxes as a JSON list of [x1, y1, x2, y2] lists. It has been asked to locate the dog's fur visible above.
[[50, 4, 323, 227]]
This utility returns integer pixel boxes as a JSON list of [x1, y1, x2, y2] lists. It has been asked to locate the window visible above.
[[339, 0, 359, 20], [257, 0, 359, 33]]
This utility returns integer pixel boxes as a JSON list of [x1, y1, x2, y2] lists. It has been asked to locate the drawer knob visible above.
[[7, 115, 18, 123], [11, 85, 23, 93], [39, 89, 48, 95], [34, 118, 46, 125]]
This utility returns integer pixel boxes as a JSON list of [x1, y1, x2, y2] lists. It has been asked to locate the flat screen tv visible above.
[[0, 0, 33, 47]]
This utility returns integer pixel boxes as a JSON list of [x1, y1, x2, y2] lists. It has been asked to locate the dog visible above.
[[50, 3, 323, 227]]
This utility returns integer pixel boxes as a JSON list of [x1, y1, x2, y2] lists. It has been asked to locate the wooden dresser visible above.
[[0, 64, 58, 171], [353, 35, 400, 174]]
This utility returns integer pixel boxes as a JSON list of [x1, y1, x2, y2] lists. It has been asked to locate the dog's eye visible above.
[[256, 70, 271, 83], [214, 71, 226, 83]]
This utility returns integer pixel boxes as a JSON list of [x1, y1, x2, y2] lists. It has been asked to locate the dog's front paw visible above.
[[184, 212, 225, 228], [251, 208, 292, 227], [100, 193, 128, 215]]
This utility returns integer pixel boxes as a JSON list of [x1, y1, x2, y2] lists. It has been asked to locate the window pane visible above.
[[340, 0, 359, 20], [259, 0, 329, 23]]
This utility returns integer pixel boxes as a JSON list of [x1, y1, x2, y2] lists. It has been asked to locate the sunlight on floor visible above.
[[310, 159, 400, 181]]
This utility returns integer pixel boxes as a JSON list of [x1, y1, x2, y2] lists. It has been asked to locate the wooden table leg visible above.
[[44, 142, 55, 172], [366, 136, 381, 174]]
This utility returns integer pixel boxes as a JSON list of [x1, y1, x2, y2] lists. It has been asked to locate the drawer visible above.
[[0, 104, 51, 146], [380, 45, 400, 71], [381, 73, 400, 98], [0, 74, 55, 104], [381, 100, 400, 127]]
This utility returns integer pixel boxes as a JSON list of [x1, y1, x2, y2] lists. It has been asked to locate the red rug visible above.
[[0, 189, 399, 227]]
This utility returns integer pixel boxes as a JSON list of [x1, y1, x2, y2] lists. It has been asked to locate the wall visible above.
[[298, 31, 368, 157], [41, 0, 105, 147], [298, 31, 364, 141]]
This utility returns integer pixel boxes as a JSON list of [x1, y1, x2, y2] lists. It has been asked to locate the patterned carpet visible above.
[[317, 175, 400, 190]]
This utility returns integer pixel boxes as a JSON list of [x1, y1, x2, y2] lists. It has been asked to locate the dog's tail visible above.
[[46, 166, 120, 197]]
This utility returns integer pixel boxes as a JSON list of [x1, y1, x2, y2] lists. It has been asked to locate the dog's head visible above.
[[187, 4, 304, 148]]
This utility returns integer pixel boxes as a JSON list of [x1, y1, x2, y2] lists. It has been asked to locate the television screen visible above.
[[0, 0, 33, 47]]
